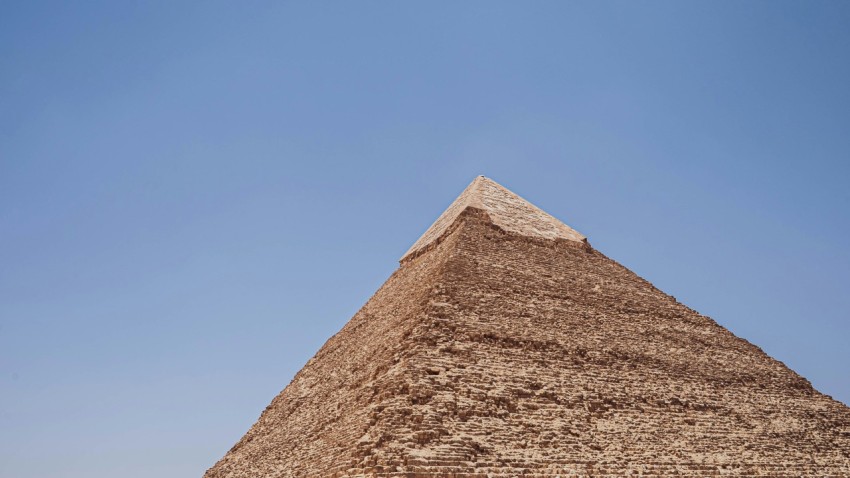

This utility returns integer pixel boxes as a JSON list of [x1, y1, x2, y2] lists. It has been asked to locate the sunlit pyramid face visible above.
[[205, 176, 850, 478]]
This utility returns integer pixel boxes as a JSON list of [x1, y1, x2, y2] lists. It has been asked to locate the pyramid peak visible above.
[[401, 176, 586, 262]]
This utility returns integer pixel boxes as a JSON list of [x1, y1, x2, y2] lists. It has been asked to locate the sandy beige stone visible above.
[[204, 176, 850, 477]]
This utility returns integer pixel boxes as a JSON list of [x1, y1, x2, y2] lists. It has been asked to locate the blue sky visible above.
[[2, 2, 849, 477]]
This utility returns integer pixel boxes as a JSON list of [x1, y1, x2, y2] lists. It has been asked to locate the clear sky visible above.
[[2, 2, 849, 477]]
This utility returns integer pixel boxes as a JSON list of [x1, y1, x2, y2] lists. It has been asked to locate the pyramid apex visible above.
[[401, 176, 586, 262]]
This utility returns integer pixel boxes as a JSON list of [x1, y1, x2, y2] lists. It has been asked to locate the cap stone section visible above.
[[401, 176, 586, 263]]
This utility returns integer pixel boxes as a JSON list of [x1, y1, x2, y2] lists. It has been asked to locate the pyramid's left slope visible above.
[[204, 221, 461, 477]]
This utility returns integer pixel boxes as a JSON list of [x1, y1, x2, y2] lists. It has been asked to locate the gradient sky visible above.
[[2, 2, 850, 477]]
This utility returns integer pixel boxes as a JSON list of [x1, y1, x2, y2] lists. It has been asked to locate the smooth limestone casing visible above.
[[205, 177, 850, 478]]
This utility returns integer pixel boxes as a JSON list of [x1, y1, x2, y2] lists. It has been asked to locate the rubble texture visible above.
[[205, 177, 850, 477]]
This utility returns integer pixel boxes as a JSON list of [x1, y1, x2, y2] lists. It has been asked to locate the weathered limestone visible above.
[[204, 177, 850, 477], [401, 176, 586, 263]]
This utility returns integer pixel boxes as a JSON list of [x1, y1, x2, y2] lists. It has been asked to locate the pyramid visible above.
[[205, 176, 850, 477]]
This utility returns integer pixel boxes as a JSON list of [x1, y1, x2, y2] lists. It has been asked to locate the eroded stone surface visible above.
[[204, 178, 850, 478]]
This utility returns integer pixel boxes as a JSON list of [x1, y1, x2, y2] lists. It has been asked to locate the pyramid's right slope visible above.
[[207, 176, 850, 477]]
